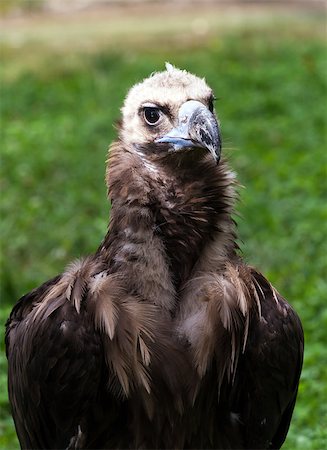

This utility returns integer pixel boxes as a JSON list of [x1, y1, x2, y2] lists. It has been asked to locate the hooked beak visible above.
[[155, 100, 221, 163]]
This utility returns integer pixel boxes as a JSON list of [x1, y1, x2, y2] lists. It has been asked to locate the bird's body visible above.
[[6, 65, 303, 449]]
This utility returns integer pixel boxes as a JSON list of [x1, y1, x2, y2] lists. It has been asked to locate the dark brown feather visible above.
[[6, 66, 303, 449]]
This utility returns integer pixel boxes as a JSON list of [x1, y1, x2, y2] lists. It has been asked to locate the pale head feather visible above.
[[120, 64, 214, 147]]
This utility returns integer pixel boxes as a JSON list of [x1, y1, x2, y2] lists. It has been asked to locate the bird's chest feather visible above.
[[152, 176, 219, 288], [108, 311, 239, 449]]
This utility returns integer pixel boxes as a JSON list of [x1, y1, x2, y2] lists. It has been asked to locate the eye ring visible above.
[[143, 107, 161, 125]]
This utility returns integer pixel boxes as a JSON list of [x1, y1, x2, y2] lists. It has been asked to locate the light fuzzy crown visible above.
[[122, 63, 212, 113], [120, 63, 214, 146]]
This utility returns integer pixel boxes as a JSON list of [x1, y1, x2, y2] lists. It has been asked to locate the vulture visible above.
[[6, 63, 304, 450]]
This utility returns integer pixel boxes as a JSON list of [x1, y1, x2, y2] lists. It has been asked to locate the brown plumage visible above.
[[6, 64, 303, 449]]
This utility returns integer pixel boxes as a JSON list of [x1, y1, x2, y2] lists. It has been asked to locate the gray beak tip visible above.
[[156, 100, 221, 163]]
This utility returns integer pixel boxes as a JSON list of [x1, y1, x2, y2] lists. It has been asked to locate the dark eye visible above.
[[143, 107, 161, 125], [208, 97, 214, 113]]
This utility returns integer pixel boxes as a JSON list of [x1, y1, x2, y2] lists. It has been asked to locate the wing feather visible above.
[[6, 272, 104, 448], [235, 269, 304, 449]]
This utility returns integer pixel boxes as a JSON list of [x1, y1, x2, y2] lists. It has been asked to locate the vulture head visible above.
[[119, 63, 221, 165]]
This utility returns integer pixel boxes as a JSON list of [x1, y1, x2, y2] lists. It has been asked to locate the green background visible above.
[[1, 4, 326, 448]]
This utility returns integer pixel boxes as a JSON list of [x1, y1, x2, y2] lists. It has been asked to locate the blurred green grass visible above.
[[1, 7, 326, 449]]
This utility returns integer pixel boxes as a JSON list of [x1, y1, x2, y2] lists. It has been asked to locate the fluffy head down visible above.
[[120, 63, 215, 147]]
